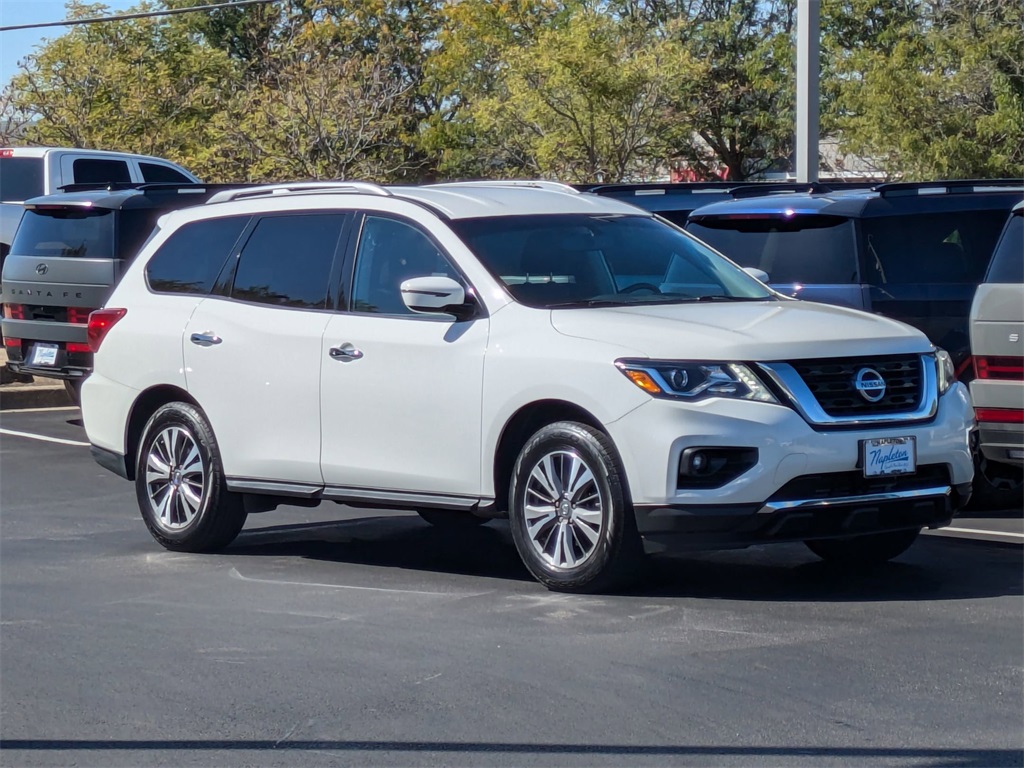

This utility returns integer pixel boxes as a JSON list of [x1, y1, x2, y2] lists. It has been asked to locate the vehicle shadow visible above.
[[225, 511, 1023, 602]]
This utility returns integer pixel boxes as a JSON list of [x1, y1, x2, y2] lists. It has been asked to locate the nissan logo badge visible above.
[[854, 367, 886, 403], [35, 263, 48, 276]]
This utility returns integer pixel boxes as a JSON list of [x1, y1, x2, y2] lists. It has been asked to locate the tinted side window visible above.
[[72, 158, 132, 184], [0, 157, 44, 201], [860, 211, 1008, 285], [231, 214, 344, 308], [986, 215, 1023, 283], [351, 216, 459, 315], [147, 217, 249, 294], [686, 215, 857, 284], [140, 162, 193, 183]]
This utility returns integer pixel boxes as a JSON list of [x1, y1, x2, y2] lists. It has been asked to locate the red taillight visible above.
[[975, 408, 1024, 424], [67, 307, 93, 325], [975, 356, 1024, 381], [3, 337, 21, 348], [87, 308, 127, 353], [3, 303, 25, 320], [66, 342, 91, 354]]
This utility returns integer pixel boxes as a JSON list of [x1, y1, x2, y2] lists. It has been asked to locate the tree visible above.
[[3, 1, 237, 173], [824, 0, 1024, 179]]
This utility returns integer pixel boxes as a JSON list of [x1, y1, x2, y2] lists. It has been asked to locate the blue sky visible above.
[[1, 0, 136, 87]]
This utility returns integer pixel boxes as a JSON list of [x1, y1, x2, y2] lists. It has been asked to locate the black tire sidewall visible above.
[[509, 422, 633, 591], [135, 403, 227, 549]]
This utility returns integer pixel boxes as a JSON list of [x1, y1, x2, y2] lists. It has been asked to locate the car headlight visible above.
[[935, 348, 955, 395], [616, 360, 778, 403]]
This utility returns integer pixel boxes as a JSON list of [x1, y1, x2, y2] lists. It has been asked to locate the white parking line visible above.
[[941, 526, 1024, 540], [229, 567, 490, 597], [0, 427, 89, 447]]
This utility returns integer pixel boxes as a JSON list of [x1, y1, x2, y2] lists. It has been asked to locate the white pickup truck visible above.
[[0, 146, 200, 266]]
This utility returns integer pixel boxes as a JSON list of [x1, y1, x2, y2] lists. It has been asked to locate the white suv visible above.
[[82, 181, 975, 592]]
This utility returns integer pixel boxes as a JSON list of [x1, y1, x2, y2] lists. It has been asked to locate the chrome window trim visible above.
[[758, 354, 938, 427], [758, 485, 951, 514]]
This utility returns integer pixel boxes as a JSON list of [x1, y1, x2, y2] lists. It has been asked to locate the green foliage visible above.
[[2, 0, 1020, 182], [824, 0, 1024, 180]]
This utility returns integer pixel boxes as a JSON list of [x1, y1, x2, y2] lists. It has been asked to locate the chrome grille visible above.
[[789, 355, 924, 417]]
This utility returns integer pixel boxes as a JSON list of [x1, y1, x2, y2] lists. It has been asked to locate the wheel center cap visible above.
[[559, 500, 572, 517], [172, 469, 183, 487]]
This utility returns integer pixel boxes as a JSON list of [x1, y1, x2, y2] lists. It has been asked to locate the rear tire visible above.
[[966, 452, 1023, 512], [508, 421, 644, 593], [135, 402, 246, 552], [64, 379, 82, 406], [805, 528, 921, 565]]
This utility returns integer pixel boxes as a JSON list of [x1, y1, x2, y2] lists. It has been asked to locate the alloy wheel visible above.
[[145, 425, 206, 531]]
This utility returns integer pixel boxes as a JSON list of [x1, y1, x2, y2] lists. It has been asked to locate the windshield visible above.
[[450, 214, 772, 308], [686, 214, 857, 284], [0, 157, 45, 202]]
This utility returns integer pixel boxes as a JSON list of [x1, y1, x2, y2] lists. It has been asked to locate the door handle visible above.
[[329, 343, 363, 362], [190, 332, 222, 346]]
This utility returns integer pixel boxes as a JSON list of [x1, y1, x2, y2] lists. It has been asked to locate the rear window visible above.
[[10, 208, 114, 258], [686, 215, 857, 284], [0, 157, 45, 202], [985, 214, 1023, 283], [860, 211, 1008, 286], [140, 162, 193, 183]]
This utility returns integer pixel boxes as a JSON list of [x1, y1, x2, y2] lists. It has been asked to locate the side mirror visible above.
[[743, 267, 770, 283], [401, 275, 474, 320]]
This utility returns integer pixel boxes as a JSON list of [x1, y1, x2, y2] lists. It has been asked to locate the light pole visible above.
[[796, 0, 820, 183]]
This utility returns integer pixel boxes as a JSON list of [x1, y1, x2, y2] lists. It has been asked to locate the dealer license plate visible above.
[[29, 343, 59, 367], [861, 436, 917, 477]]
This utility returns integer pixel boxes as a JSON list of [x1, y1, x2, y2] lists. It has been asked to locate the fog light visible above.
[[681, 448, 710, 476]]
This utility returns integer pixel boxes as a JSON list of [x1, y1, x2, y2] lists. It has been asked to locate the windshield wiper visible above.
[[689, 294, 773, 302], [544, 299, 626, 309]]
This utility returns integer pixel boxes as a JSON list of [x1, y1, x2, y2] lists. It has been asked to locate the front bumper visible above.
[[606, 382, 975, 550]]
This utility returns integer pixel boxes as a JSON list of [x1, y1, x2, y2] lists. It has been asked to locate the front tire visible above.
[[805, 528, 921, 565], [508, 421, 644, 593], [135, 402, 247, 552]]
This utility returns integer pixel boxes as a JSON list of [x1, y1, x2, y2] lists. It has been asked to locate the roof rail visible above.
[[874, 179, 1024, 198], [429, 180, 580, 195], [206, 181, 392, 205], [727, 182, 838, 198]]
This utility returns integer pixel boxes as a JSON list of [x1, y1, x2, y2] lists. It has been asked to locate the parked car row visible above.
[[1, 167, 1019, 593]]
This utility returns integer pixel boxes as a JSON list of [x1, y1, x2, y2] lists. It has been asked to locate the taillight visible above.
[[974, 356, 1024, 381], [67, 307, 93, 325], [975, 408, 1024, 424], [3, 337, 21, 348], [3, 303, 25, 320], [87, 308, 127, 353], [67, 342, 91, 354]]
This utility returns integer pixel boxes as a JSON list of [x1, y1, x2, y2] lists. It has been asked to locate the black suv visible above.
[[680, 180, 1024, 508], [1, 183, 242, 401]]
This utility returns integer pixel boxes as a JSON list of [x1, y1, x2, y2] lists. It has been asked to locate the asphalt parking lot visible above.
[[1, 408, 1022, 767]]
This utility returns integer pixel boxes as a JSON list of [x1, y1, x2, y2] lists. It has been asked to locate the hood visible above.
[[549, 299, 932, 361]]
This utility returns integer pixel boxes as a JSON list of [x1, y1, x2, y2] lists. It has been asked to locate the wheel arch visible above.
[[123, 384, 200, 481], [490, 399, 608, 515]]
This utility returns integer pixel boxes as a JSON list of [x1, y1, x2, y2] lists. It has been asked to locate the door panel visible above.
[[320, 213, 487, 496], [319, 314, 487, 495], [184, 299, 330, 483]]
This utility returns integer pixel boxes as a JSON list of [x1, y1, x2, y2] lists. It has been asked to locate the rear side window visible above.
[[147, 216, 249, 295], [686, 215, 857, 284], [985, 214, 1023, 283], [140, 162, 193, 183], [10, 208, 114, 258], [72, 159, 131, 184], [860, 211, 1008, 285], [0, 157, 44, 201], [231, 214, 344, 309]]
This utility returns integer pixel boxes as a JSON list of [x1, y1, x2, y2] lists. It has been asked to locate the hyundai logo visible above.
[[35, 263, 48, 276], [854, 367, 886, 403]]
